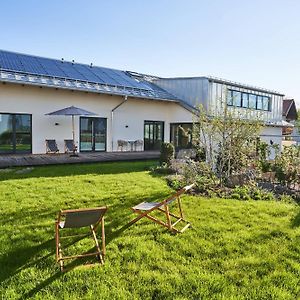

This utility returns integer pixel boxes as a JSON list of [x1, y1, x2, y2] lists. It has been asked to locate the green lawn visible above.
[[0, 161, 299, 299]]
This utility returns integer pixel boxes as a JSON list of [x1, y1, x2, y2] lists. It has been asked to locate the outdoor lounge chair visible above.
[[55, 206, 107, 272], [64, 139, 77, 154], [46, 139, 59, 154], [128, 184, 194, 233]]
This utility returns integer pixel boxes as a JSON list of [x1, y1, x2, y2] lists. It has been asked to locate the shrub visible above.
[[165, 174, 185, 190], [252, 187, 274, 201], [231, 186, 251, 201], [257, 141, 272, 173], [279, 194, 297, 204], [274, 146, 300, 186], [150, 164, 174, 175], [229, 186, 276, 201], [160, 142, 175, 166]]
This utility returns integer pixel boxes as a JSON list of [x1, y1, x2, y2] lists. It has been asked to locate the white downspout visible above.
[[111, 95, 128, 151]]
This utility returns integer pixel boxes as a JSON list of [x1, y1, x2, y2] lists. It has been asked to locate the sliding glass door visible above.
[[80, 117, 107, 152], [0, 113, 32, 154], [144, 121, 164, 151]]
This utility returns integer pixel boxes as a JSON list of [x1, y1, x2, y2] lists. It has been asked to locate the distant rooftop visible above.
[[282, 98, 297, 120]]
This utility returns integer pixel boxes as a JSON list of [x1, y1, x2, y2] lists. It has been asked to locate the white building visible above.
[[0, 50, 285, 157]]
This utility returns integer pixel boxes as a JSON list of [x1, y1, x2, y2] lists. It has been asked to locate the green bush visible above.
[[165, 174, 185, 190], [231, 186, 252, 201], [273, 146, 300, 186], [229, 186, 276, 201], [195, 175, 218, 193], [279, 194, 296, 204], [150, 163, 174, 175], [160, 142, 175, 166]]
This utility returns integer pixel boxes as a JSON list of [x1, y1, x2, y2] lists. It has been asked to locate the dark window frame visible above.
[[170, 122, 193, 150], [144, 120, 164, 151], [79, 116, 107, 152], [227, 89, 271, 111], [0, 112, 32, 154]]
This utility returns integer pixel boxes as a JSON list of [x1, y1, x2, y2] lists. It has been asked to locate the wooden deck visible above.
[[0, 151, 160, 168]]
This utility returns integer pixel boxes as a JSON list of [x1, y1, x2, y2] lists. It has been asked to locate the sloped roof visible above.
[[0, 49, 178, 102], [283, 99, 298, 120]]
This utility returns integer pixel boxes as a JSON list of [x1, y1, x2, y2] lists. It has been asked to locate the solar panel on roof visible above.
[[109, 70, 137, 87], [73, 64, 105, 83], [53, 61, 88, 81], [101, 69, 124, 85], [117, 71, 143, 88], [18, 56, 48, 75], [90, 67, 121, 86], [0, 52, 24, 71], [0, 50, 178, 101], [35, 57, 66, 77]]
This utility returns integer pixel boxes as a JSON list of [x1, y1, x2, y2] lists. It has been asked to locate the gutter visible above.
[[111, 95, 128, 151]]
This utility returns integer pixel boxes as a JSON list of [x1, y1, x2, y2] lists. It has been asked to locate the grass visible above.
[[0, 160, 299, 299]]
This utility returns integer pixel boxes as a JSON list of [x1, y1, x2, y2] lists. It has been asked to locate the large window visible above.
[[144, 121, 164, 151], [0, 113, 32, 154], [170, 123, 193, 149], [80, 117, 107, 152], [227, 89, 271, 111]]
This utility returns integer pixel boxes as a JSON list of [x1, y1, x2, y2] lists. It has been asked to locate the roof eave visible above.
[[0, 75, 179, 103]]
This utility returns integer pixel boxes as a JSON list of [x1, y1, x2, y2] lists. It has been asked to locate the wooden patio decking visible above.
[[0, 151, 160, 168]]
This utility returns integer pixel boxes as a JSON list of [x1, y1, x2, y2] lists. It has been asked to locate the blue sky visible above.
[[2, 0, 300, 103]]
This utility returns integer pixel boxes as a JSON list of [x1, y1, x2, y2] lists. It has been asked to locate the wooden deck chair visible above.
[[64, 139, 77, 154], [55, 206, 107, 272], [46, 139, 59, 154], [128, 184, 194, 233]]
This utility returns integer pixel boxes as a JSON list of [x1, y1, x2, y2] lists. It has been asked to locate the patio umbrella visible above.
[[45, 106, 97, 156]]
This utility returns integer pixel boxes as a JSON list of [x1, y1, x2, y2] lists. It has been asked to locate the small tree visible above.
[[257, 141, 272, 172], [160, 142, 175, 166], [192, 99, 263, 186]]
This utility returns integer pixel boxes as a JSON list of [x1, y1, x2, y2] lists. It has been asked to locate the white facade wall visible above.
[[0, 83, 192, 154], [260, 126, 282, 159], [0, 80, 285, 157]]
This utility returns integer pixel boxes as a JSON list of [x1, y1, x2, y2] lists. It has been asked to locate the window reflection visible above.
[[170, 123, 193, 149], [248, 94, 257, 109], [256, 96, 263, 110], [0, 113, 31, 154], [227, 89, 271, 111]]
